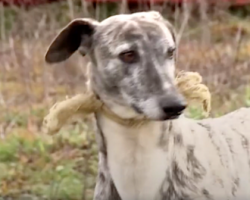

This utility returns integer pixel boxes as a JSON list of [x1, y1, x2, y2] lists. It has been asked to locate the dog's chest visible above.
[[100, 118, 168, 200]]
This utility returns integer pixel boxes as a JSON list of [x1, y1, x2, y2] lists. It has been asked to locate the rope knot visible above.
[[43, 71, 211, 135]]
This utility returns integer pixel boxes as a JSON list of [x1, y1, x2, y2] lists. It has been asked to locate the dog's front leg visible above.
[[93, 152, 121, 200]]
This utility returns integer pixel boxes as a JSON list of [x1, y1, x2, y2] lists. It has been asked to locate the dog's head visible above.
[[45, 11, 186, 121]]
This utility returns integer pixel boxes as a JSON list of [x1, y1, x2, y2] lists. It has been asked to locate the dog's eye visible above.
[[166, 47, 176, 58], [119, 51, 138, 64]]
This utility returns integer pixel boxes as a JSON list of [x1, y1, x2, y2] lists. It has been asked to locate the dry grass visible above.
[[0, 1, 250, 199]]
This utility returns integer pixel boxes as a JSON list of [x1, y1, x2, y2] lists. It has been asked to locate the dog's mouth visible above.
[[131, 104, 143, 115], [131, 104, 184, 121], [159, 111, 182, 121]]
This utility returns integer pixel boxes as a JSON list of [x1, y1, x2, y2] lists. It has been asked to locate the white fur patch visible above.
[[99, 116, 167, 200], [114, 43, 132, 56]]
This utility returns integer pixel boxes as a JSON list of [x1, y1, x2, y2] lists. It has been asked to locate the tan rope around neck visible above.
[[100, 102, 149, 127], [43, 71, 211, 135]]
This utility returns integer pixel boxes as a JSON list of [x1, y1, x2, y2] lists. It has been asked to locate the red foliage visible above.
[[0, 0, 250, 8], [83, 0, 250, 6], [0, 0, 63, 7]]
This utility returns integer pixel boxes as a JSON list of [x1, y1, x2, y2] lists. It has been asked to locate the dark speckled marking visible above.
[[232, 177, 240, 196], [219, 130, 240, 196], [174, 134, 183, 145], [158, 122, 168, 147], [202, 189, 212, 199], [172, 161, 189, 188], [186, 145, 206, 180], [160, 174, 193, 200], [197, 122, 224, 167], [158, 121, 173, 150], [232, 127, 250, 169]]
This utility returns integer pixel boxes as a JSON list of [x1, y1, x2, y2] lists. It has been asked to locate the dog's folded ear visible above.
[[45, 18, 99, 64], [136, 11, 176, 43], [149, 11, 176, 42]]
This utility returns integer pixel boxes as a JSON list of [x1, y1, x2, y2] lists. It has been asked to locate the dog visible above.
[[45, 11, 250, 200]]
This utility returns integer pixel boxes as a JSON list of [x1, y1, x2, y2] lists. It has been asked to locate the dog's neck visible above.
[[93, 94, 183, 200]]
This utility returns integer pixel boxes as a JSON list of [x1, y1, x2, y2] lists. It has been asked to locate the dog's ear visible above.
[[163, 19, 176, 43], [149, 11, 176, 42], [45, 18, 99, 64]]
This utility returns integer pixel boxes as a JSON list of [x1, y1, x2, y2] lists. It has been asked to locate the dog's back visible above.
[[166, 108, 250, 200]]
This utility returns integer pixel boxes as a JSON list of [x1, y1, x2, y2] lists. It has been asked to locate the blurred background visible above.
[[0, 0, 250, 199]]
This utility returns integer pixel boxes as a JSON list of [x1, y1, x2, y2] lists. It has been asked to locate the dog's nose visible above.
[[159, 95, 187, 119], [162, 103, 186, 116]]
